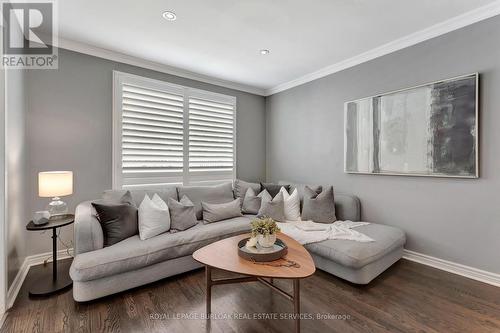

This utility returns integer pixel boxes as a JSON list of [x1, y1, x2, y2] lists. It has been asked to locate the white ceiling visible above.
[[56, 0, 499, 94]]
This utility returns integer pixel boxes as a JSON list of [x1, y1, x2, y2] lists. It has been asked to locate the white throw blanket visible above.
[[277, 220, 374, 245]]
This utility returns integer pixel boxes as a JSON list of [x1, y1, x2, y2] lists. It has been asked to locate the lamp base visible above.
[[47, 197, 68, 217]]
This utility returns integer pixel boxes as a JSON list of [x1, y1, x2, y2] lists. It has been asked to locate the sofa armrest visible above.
[[74, 201, 104, 255]]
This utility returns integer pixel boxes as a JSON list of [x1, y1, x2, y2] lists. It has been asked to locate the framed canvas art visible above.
[[344, 73, 478, 178]]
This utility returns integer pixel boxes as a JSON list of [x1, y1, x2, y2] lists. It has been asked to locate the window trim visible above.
[[112, 71, 237, 189]]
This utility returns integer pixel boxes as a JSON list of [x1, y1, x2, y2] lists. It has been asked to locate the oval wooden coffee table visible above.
[[193, 232, 315, 333]]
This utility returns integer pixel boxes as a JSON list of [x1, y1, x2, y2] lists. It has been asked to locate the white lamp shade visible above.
[[38, 171, 73, 197]]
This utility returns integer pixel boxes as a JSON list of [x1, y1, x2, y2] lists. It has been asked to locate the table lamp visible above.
[[38, 171, 73, 217]]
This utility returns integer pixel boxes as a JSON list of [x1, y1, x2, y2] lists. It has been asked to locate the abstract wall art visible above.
[[344, 73, 478, 178]]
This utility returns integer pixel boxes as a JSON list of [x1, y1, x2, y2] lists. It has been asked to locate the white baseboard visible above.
[[0, 312, 6, 331], [6, 248, 73, 309], [403, 249, 500, 287]]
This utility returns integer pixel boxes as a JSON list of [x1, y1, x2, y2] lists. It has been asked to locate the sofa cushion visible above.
[[305, 223, 406, 269], [335, 194, 361, 221], [70, 216, 253, 282], [177, 182, 234, 220], [95, 190, 135, 207], [233, 179, 261, 201], [202, 198, 242, 224], [103, 188, 178, 207]]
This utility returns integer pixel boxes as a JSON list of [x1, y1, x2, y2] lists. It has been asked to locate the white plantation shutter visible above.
[[113, 72, 236, 189], [188, 91, 236, 185]]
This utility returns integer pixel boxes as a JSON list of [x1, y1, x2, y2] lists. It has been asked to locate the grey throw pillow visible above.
[[202, 199, 242, 224], [261, 182, 290, 198], [242, 188, 271, 214], [168, 195, 198, 231], [91, 202, 138, 247], [257, 191, 285, 222], [177, 182, 234, 220], [301, 186, 336, 223], [233, 179, 261, 200]]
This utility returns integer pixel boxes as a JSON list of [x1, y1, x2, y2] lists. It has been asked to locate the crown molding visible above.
[[265, 1, 500, 96], [55, 37, 267, 96]]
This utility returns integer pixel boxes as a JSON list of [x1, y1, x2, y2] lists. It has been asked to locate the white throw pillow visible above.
[[280, 187, 301, 221], [138, 194, 170, 240], [257, 189, 273, 203]]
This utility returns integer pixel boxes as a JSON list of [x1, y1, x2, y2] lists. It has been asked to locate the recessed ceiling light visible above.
[[162, 11, 177, 21], [260, 49, 270, 55]]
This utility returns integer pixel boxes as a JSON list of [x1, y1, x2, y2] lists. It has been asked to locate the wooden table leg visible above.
[[205, 265, 212, 317], [293, 279, 300, 333]]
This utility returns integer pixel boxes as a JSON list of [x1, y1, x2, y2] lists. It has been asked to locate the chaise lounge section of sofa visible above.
[[70, 182, 405, 301]]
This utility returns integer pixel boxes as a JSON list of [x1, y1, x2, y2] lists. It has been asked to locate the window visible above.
[[113, 71, 236, 189]]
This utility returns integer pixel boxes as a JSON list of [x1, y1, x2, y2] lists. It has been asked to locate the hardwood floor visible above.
[[2, 258, 500, 333]]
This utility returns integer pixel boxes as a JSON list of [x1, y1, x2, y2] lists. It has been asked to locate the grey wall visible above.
[[5, 68, 28, 287], [266, 16, 500, 273], [25, 48, 266, 256], [0, 68, 4, 308]]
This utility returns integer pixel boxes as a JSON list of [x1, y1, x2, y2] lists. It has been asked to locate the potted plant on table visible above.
[[250, 217, 280, 248]]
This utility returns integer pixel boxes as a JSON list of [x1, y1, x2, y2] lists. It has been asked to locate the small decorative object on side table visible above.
[[32, 210, 51, 225], [25, 214, 74, 296]]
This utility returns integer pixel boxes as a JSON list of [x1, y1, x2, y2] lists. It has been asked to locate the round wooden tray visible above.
[[238, 238, 288, 262]]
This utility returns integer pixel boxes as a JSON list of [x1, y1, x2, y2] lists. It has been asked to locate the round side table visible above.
[[26, 214, 74, 296]]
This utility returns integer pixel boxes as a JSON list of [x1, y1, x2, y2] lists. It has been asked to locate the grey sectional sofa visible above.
[[70, 182, 405, 302]]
